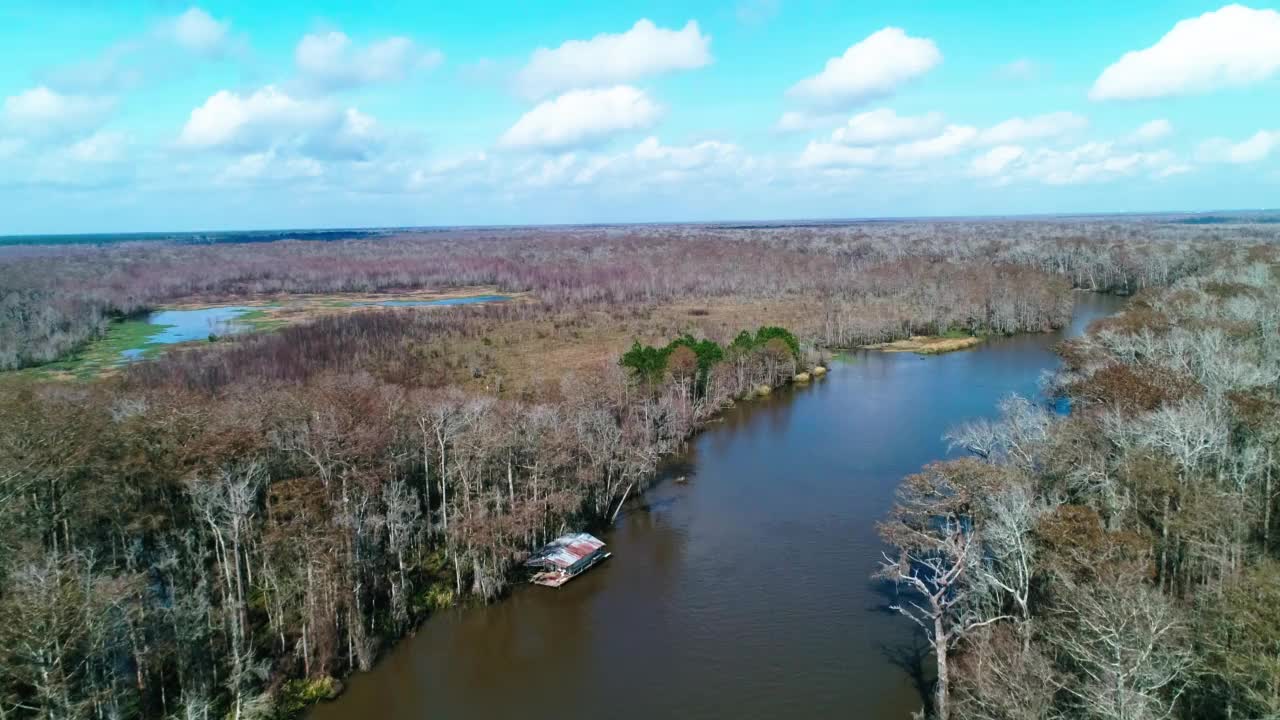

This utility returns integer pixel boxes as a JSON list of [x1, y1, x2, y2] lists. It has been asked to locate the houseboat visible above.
[[525, 532, 611, 587]]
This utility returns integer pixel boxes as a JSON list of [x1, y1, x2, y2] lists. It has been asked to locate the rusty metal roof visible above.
[[525, 532, 606, 571]]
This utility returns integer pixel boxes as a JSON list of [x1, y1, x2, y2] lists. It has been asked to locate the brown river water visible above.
[[311, 293, 1126, 720]]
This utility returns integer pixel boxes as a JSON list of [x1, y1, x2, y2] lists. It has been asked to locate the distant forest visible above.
[[2, 220, 1279, 719]]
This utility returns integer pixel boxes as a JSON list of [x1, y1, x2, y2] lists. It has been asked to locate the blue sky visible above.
[[1, 1, 1278, 234]]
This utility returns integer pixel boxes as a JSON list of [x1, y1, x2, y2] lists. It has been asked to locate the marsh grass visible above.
[[21, 317, 174, 379]]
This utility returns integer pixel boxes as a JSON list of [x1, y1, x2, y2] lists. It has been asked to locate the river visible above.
[[311, 292, 1126, 720]]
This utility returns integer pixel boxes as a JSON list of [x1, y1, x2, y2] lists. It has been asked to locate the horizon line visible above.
[[3, 207, 1279, 243]]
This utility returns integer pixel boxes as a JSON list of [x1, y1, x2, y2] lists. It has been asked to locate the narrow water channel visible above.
[[311, 292, 1126, 720]]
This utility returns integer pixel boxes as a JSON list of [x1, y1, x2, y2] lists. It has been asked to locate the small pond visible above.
[[120, 306, 258, 361]]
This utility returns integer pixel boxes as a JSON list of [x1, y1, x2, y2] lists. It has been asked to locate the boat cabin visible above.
[[525, 532, 611, 587]]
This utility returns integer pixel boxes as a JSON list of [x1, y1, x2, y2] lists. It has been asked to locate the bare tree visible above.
[[1046, 578, 1193, 720], [877, 461, 1013, 720]]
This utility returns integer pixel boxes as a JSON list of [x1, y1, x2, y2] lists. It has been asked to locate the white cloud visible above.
[[977, 112, 1087, 145], [296, 31, 443, 90], [1126, 119, 1174, 145], [178, 86, 384, 160], [179, 86, 323, 148], [980, 141, 1188, 185], [797, 129, 974, 168], [2, 86, 114, 136], [797, 141, 881, 169], [571, 136, 748, 187], [786, 28, 941, 110], [218, 149, 325, 184], [1091, 4, 1280, 100], [498, 85, 661, 151], [163, 7, 230, 56], [830, 108, 944, 145], [515, 20, 711, 99], [971, 145, 1025, 177], [1198, 130, 1280, 164], [521, 153, 580, 188], [893, 125, 978, 163], [633, 136, 741, 170]]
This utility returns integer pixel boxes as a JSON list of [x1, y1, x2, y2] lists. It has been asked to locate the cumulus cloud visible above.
[[1126, 119, 1174, 145], [977, 112, 1088, 145], [498, 86, 661, 151], [797, 142, 881, 169], [971, 145, 1025, 177], [296, 31, 443, 90], [162, 7, 231, 56], [830, 108, 944, 145], [570, 136, 748, 187], [794, 107, 1187, 187], [798, 124, 973, 169], [632, 136, 741, 170], [976, 141, 1188, 185], [2, 86, 114, 137], [894, 125, 978, 162], [799, 110, 1080, 170], [515, 20, 711, 99], [1028, 144, 1188, 184], [786, 28, 941, 110], [1198, 130, 1280, 164], [178, 86, 383, 160], [1090, 4, 1280, 100], [218, 149, 325, 185]]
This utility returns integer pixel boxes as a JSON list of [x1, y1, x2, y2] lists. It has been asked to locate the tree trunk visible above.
[[934, 616, 949, 720]]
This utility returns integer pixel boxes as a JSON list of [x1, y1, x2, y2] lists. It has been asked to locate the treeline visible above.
[[876, 245, 1280, 719], [0, 314, 812, 718], [0, 220, 1236, 369]]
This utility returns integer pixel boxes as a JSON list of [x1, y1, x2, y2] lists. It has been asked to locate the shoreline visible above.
[[861, 335, 983, 354]]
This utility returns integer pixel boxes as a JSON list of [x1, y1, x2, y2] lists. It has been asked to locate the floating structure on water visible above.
[[525, 533, 610, 587]]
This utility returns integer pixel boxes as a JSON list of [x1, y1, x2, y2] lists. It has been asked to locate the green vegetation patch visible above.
[[621, 325, 799, 394], [21, 317, 173, 379], [274, 676, 342, 718], [236, 308, 289, 331]]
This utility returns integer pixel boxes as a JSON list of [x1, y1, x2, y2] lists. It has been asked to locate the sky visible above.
[[1, 0, 1278, 234]]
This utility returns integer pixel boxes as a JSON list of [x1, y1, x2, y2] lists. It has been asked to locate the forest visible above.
[[878, 244, 1280, 720], [0, 219, 1277, 719]]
